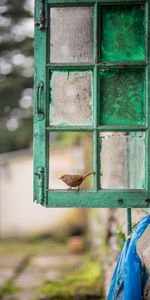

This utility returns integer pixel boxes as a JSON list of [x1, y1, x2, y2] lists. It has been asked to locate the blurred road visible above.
[[0, 240, 102, 300]]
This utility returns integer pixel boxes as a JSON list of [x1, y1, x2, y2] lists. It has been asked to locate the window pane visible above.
[[100, 132, 145, 189], [50, 71, 93, 126], [50, 7, 94, 63], [100, 69, 145, 126], [49, 132, 93, 190], [100, 5, 145, 62]]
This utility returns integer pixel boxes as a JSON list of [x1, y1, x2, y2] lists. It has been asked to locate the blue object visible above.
[[107, 215, 150, 300]]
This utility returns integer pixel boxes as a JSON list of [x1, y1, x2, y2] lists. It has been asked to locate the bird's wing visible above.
[[70, 175, 82, 183]]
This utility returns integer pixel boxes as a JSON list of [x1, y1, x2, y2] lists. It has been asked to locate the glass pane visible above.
[[100, 132, 145, 189], [100, 69, 145, 126], [49, 132, 93, 190], [50, 71, 93, 126], [100, 5, 145, 62], [50, 7, 94, 63]]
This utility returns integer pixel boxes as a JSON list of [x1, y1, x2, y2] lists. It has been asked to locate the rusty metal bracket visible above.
[[35, 0, 46, 30]]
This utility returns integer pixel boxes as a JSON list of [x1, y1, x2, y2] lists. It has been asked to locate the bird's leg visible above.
[[68, 187, 72, 191], [77, 186, 80, 192]]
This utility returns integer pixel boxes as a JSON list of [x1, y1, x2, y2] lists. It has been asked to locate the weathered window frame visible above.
[[34, 0, 150, 208]]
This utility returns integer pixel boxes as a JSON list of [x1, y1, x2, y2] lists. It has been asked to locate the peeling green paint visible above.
[[100, 68, 145, 125], [101, 5, 145, 62]]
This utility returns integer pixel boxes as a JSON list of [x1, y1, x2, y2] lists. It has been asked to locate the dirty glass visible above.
[[49, 132, 93, 189], [50, 7, 94, 63], [100, 69, 145, 126], [100, 5, 145, 62], [100, 132, 145, 189], [49, 71, 93, 126]]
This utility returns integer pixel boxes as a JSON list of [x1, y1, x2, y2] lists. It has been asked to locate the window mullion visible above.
[[93, 64, 100, 190], [94, 2, 98, 63]]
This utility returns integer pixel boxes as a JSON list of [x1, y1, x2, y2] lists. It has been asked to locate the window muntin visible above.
[[49, 3, 147, 194]]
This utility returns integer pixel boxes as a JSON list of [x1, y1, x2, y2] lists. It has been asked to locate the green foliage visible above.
[[38, 259, 103, 300], [57, 132, 83, 147], [116, 225, 126, 250], [0, 282, 21, 297], [117, 221, 142, 250], [0, 0, 33, 154], [0, 118, 33, 153]]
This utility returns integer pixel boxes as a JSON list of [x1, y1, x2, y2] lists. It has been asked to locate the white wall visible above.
[[0, 150, 83, 238]]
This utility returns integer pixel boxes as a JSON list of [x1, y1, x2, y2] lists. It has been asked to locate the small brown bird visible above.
[[59, 171, 95, 191]]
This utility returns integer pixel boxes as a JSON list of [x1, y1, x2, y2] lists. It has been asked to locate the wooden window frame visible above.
[[34, 0, 150, 208]]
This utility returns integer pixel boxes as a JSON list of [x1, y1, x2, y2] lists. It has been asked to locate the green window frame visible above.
[[34, 0, 150, 208]]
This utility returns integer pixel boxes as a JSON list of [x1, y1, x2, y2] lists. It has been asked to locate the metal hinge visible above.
[[35, 0, 46, 31], [35, 167, 44, 204]]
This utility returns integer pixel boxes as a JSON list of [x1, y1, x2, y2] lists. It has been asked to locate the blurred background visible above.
[[0, 1, 149, 299]]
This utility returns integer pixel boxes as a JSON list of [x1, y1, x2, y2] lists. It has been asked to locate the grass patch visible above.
[[116, 226, 126, 250], [0, 281, 21, 298], [37, 258, 103, 300], [0, 239, 68, 257]]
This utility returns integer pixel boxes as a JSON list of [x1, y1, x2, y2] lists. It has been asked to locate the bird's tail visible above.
[[83, 171, 95, 179]]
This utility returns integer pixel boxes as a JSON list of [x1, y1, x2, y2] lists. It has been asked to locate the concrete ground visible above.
[[0, 239, 103, 300]]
